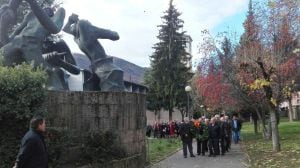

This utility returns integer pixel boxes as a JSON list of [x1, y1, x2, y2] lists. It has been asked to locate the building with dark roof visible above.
[[69, 53, 148, 93]]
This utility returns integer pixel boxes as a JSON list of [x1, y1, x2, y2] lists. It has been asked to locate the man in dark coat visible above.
[[14, 115, 48, 168], [179, 117, 195, 158], [219, 117, 228, 155], [225, 115, 232, 151], [208, 117, 220, 157]]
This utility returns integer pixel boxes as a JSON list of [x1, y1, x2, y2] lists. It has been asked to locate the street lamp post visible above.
[[200, 104, 205, 116], [185, 85, 192, 119]]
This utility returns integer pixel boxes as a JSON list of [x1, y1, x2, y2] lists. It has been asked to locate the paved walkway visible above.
[[151, 142, 248, 168]]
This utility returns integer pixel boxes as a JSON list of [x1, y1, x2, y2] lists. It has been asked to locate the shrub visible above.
[[0, 64, 47, 168], [80, 131, 126, 164], [44, 129, 127, 167]]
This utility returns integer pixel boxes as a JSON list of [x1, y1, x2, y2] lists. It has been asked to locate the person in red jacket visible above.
[[169, 121, 175, 138]]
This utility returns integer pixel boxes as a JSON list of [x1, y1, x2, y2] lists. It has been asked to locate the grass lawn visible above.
[[147, 137, 182, 164], [242, 118, 300, 168]]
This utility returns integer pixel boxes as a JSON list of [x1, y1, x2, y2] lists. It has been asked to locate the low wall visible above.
[[46, 91, 147, 167]]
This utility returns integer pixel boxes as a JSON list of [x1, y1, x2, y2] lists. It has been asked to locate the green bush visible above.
[[45, 129, 127, 167], [0, 64, 47, 168], [80, 131, 126, 164], [0, 64, 47, 119], [45, 128, 70, 167]]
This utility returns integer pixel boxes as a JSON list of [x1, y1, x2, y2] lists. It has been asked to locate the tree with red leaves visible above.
[[194, 30, 238, 116], [235, 0, 299, 152], [196, 60, 236, 113]]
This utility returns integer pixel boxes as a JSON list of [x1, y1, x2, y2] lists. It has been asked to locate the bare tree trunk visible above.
[[294, 106, 299, 120], [267, 120, 272, 140], [179, 109, 185, 122], [169, 109, 173, 121], [158, 109, 161, 122], [253, 118, 258, 134], [260, 107, 272, 140], [270, 108, 281, 152], [288, 99, 294, 122], [254, 107, 268, 138]]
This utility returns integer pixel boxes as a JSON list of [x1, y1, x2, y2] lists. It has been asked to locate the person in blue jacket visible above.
[[231, 115, 242, 144]]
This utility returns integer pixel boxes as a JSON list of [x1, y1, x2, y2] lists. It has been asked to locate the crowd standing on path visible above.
[[146, 114, 243, 158]]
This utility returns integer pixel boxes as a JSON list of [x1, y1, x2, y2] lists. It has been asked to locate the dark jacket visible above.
[[16, 130, 48, 168], [179, 122, 193, 142], [220, 121, 228, 138], [208, 123, 220, 139], [226, 120, 232, 135]]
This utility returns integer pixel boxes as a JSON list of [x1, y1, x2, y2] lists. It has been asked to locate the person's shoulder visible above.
[[22, 130, 39, 142]]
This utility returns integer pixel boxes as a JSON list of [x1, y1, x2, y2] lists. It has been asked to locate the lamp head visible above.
[[185, 85, 192, 92]]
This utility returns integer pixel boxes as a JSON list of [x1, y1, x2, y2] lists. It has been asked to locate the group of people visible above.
[[146, 121, 181, 138], [147, 114, 242, 158]]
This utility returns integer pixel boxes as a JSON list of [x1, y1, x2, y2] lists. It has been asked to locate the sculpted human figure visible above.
[[0, 0, 22, 47], [0, 7, 74, 90], [0, 0, 62, 48], [1, 7, 65, 67], [63, 14, 125, 91]]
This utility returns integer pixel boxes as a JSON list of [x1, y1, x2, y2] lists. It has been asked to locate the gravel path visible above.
[[151, 142, 248, 168]]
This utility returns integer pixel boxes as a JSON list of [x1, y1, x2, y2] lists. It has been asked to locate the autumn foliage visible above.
[[195, 58, 236, 112], [194, 0, 300, 152]]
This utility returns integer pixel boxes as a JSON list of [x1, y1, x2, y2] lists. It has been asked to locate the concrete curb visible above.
[[240, 142, 251, 168]]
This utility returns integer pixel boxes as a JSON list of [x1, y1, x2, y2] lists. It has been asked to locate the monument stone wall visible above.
[[46, 91, 147, 168]]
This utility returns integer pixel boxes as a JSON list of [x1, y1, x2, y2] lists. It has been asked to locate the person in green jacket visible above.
[[196, 118, 209, 156]]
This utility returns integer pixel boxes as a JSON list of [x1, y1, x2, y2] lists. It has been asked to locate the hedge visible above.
[[0, 64, 47, 168]]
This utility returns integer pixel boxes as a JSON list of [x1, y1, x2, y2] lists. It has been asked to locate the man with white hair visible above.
[[179, 117, 195, 158], [214, 114, 220, 122], [208, 117, 220, 157]]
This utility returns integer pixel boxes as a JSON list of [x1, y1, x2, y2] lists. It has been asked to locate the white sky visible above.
[[61, 0, 248, 68]]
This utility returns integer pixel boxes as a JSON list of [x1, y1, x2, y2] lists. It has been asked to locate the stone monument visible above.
[[0, 1, 146, 167]]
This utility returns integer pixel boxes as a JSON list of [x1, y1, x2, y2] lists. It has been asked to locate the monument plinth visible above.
[[46, 91, 147, 168]]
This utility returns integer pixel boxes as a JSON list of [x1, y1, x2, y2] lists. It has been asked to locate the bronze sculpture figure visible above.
[[63, 14, 125, 91]]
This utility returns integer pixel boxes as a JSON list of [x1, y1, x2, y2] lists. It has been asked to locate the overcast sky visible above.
[[61, 0, 249, 68]]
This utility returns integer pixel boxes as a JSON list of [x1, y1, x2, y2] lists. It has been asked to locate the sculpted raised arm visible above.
[[25, 0, 62, 33], [91, 25, 120, 41]]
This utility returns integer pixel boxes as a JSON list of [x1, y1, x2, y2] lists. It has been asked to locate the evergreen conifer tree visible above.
[[146, 0, 192, 121]]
